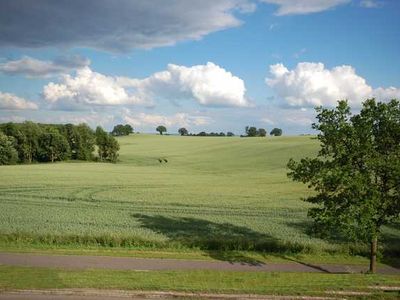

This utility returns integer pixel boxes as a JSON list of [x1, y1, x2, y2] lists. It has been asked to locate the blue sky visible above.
[[0, 0, 399, 135]]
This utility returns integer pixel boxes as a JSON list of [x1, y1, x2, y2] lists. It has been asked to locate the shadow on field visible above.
[[132, 214, 310, 266]]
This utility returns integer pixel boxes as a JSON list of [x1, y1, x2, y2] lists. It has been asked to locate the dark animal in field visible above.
[[158, 158, 162, 163], [163, 158, 168, 163]]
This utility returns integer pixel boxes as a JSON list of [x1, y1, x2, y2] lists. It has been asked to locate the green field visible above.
[[0, 135, 399, 258]]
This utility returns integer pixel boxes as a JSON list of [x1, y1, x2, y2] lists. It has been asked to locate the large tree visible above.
[[178, 127, 188, 136], [156, 125, 167, 135], [38, 128, 70, 162], [112, 124, 133, 136], [95, 126, 120, 163], [287, 99, 400, 273], [270, 128, 282, 136], [0, 131, 18, 165]]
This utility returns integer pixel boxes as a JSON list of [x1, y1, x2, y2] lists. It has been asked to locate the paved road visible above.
[[0, 252, 399, 274], [0, 289, 346, 300]]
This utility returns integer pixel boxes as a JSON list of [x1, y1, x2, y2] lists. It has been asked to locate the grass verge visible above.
[[0, 265, 399, 298]]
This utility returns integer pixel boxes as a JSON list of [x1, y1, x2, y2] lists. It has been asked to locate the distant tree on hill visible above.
[[156, 125, 167, 135], [287, 99, 400, 273], [178, 127, 188, 136], [247, 126, 258, 137], [112, 124, 133, 136], [258, 128, 267, 137], [270, 128, 282, 136], [0, 131, 18, 165]]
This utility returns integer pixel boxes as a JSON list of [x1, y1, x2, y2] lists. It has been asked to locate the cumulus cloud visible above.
[[266, 62, 400, 108], [43, 67, 146, 109], [0, 0, 254, 52], [260, 0, 350, 15], [122, 110, 212, 128], [43, 63, 249, 109], [0, 92, 38, 110], [0, 55, 89, 77], [120, 62, 249, 107]]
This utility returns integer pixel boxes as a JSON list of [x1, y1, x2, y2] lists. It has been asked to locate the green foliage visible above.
[[246, 126, 258, 137], [258, 128, 266, 137], [0, 131, 18, 165], [227, 132, 234, 137], [38, 128, 70, 162], [111, 124, 133, 136], [156, 125, 167, 135], [287, 99, 400, 266], [270, 128, 283, 136], [245, 126, 267, 137], [95, 126, 120, 163], [178, 128, 188, 136]]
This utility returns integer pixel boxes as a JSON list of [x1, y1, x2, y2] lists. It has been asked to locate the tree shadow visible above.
[[286, 220, 400, 269], [132, 214, 298, 265]]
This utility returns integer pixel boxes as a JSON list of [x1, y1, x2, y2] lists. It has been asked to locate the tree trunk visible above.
[[369, 236, 378, 273]]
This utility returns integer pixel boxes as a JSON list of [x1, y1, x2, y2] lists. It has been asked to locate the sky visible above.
[[0, 0, 399, 135]]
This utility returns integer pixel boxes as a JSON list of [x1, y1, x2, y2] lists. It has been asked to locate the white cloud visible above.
[[0, 92, 38, 110], [266, 62, 400, 108], [43, 67, 146, 109], [44, 63, 249, 110], [0, 0, 255, 52], [120, 62, 249, 108], [260, 0, 350, 15], [0, 55, 89, 77], [122, 110, 212, 128]]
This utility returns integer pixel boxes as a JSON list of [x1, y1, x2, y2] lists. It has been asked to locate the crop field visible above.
[[0, 135, 399, 256]]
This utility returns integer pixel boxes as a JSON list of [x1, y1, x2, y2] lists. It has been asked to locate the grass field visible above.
[[1, 265, 400, 298], [0, 134, 399, 259]]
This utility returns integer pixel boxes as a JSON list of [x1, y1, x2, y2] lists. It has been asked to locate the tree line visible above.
[[0, 122, 119, 165]]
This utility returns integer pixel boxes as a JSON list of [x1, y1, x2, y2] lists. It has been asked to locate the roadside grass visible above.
[[0, 265, 399, 298], [0, 135, 399, 263]]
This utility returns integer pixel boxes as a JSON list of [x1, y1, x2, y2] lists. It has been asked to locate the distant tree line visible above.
[[0, 122, 119, 165], [241, 126, 283, 137], [111, 124, 133, 136]]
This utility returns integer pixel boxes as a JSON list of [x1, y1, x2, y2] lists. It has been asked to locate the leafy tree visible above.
[[227, 132, 235, 137], [21, 121, 42, 163], [75, 123, 95, 160], [112, 124, 133, 136], [0, 122, 29, 162], [247, 126, 258, 137], [258, 128, 267, 137], [178, 127, 188, 136], [270, 128, 283, 136], [95, 126, 120, 163], [0, 131, 18, 165], [38, 128, 70, 162], [156, 125, 167, 135], [287, 99, 400, 273], [198, 131, 207, 136]]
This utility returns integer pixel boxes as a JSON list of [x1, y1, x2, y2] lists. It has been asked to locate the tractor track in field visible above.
[[0, 252, 399, 274]]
